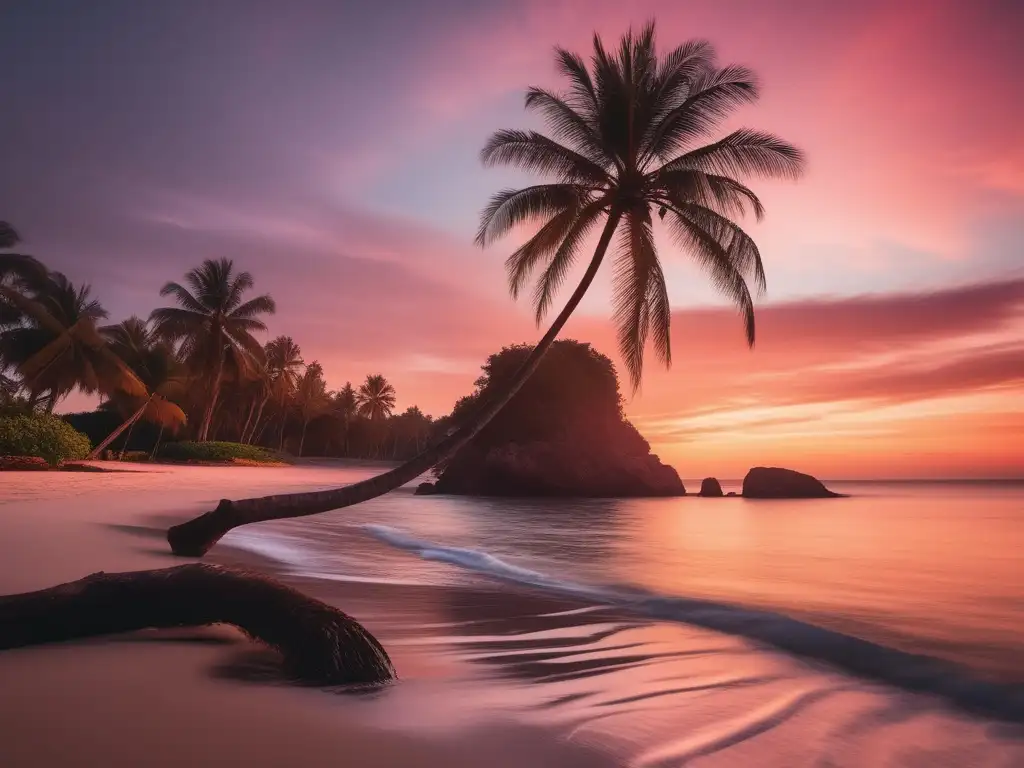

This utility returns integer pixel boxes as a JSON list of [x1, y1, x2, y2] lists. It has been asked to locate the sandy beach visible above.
[[0, 466, 618, 767], [1, 465, 1022, 767]]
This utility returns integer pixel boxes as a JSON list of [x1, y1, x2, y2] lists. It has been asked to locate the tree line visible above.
[[0, 235, 438, 459]]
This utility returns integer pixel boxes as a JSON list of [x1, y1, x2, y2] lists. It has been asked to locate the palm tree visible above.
[[150, 258, 275, 441], [356, 374, 396, 421], [90, 317, 187, 458], [263, 335, 303, 450], [167, 23, 804, 555], [0, 223, 47, 355], [0, 273, 144, 410], [293, 361, 329, 456], [332, 382, 357, 455]]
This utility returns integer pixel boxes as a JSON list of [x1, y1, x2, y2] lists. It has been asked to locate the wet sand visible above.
[[0, 472, 616, 767]]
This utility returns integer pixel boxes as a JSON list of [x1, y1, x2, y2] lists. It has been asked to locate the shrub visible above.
[[0, 413, 93, 466], [157, 441, 283, 464]]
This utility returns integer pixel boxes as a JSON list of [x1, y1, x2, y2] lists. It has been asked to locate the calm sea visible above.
[[224, 467, 1024, 682]]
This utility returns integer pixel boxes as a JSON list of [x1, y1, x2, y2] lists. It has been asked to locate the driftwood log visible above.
[[0, 564, 395, 686]]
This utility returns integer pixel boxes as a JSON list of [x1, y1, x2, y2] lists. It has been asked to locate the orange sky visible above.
[[6, 0, 1023, 479]]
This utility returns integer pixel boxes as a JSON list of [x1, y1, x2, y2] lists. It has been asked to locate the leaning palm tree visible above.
[[89, 317, 188, 459], [150, 258, 275, 441], [168, 22, 804, 555]]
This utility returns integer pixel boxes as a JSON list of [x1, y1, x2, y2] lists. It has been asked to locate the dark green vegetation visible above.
[[0, 564, 395, 686], [165, 22, 803, 556], [156, 441, 282, 465], [431, 341, 684, 496], [0, 410, 91, 466]]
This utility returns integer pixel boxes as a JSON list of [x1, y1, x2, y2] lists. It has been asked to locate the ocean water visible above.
[[225, 469, 1024, 681], [4, 463, 1023, 764]]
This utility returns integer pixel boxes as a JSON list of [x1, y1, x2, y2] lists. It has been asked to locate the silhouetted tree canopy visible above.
[[442, 339, 651, 470]]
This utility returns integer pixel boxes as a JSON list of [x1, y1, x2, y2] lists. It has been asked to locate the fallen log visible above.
[[0, 564, 395, 686]]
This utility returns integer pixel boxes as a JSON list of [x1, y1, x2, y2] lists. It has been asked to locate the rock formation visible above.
[[742, 467, 841, 498], [699, 477, 724, 497]]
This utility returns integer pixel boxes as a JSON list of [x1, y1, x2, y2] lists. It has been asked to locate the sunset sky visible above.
[[2, 0, 1022, 479]]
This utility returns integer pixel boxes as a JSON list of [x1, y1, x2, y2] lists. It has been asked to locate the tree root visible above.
[[0, 564, 396, 686]]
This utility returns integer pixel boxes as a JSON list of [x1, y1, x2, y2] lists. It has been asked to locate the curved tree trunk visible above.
[[0, 564, 395, 685], [298, 417, 309, 457], [118, 415, 141, 459], [168, 210, 623, 556], [87, 397, 151, 460]]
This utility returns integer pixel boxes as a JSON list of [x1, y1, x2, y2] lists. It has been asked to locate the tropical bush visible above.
[[157, 441, 283, 464], [0, 412, 92, 465]]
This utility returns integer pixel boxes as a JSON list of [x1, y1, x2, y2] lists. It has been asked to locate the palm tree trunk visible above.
[[239, 396, 257, 444], [168, 210, 623, 556], [197, 345, 226, 442], [87, 397, 151, 460], [277, 393, 289, 451], [243, 394, 267, 444], [118, 415, 141, 459], [150, 425, 165, 460], [298, 418, 308, 457]]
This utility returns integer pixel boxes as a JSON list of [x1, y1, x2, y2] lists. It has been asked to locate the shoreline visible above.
[[1, 465, 1022, 766]]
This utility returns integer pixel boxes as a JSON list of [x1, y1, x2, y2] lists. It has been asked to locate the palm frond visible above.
[[476, 184, 587, 246], [504, 196, 604, 299], [657, 170, 766, 221], [553, 48, 600, 123], [664, 206, 756, 346], [231, 294, 276, 320], [661, 128, 805, 180], [159, 282, 209, 314], [226, 270, 256, 311], [672, 201, 766, 293], [524, 88, 613, 168], [531, 201, 608, 323], [480, 130, 611, 186], [644, 65, 760, 164], [150, 306, 209, 341], [611, 209, 670, 389]]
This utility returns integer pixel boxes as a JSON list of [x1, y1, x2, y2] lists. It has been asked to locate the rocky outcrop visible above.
[[699, 477, 724, 497], [0, 456, 50, 471], [414, 482, 437, 495], [742, 467, 840, 498], [432, 441, 685, 498]]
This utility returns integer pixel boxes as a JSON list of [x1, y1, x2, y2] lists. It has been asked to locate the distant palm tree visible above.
[[150, 258, 275, 441], [293, 361, 329, 456], [263, 335, 303, 450], [167, 23, 804, 555], [0, 273, 144, 410], [332, 382, 357, 455], [356, 374, 396, 421]]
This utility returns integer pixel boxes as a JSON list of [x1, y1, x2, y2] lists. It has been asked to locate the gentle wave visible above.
[[361, 524, 1024, 723]]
